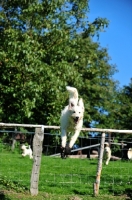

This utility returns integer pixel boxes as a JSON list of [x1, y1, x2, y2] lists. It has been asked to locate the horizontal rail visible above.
[[0, 123, 132, 134], [111, 142, 127, 146], [81, 128, 132, 134], [50, 143, 100, 157], [0, 123, 59, 129], [0, 123, 42, 128]]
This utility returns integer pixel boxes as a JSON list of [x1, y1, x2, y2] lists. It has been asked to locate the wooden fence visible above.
[[0, 123, 132, 196]]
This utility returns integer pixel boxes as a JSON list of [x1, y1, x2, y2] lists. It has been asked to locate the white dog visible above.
[[21, 144, 33, 159], [103, 142, 111, 165], [60, 86, 84, 158]]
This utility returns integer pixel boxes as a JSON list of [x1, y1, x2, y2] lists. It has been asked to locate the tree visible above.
[[116, 79, 132, 130], [0, 0, 119, 127]]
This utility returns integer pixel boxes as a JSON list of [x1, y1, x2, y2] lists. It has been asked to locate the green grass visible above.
[[0, 147, 132, 199]]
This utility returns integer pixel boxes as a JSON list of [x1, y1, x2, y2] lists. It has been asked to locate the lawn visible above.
[[0, 146, 132, 199]]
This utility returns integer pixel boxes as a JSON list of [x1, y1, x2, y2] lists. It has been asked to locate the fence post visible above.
[[30, 126, 44, 196], [11, 127, 17, 151], [93, 132, 105, 196]]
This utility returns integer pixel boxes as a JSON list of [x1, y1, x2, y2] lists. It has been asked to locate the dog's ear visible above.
[[70, 102, 74, 107], [68, 101, 75, 110], [78, 98, 84, 112]]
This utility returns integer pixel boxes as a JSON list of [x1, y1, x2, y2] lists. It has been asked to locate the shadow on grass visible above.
[[73, 189, 90, 195], [90, 161, 97, 165], [124, 188, 132, 199], [109, 187, 132, 199], [0, 191, 10, 200]]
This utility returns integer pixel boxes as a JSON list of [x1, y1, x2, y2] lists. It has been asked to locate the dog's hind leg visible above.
[[69, 130, 80, 148]]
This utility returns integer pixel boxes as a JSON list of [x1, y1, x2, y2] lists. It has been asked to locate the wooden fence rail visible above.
[[1, 123, 132, 133], [0, 123, 132, 196]]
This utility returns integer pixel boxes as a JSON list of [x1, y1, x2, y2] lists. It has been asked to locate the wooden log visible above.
[[68, 155, 87, 159], [90, 154, 98, 159], [111, 156, 121, 160], [94, 132, 105, 196], [30, 126, 44, 196], [92, 150, 98, 155]]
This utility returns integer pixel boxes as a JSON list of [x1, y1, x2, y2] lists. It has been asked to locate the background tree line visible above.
[[0, 0, 132, 139]]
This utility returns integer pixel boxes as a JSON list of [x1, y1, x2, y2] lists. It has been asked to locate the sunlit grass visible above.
[[0, 147, 132, 199]]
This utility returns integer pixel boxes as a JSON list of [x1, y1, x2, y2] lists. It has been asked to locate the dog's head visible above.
[[68, 98, 84, 125], [104, 146, 109, 152], [104, 142, 109, 147], [21, 144, 27, 150]]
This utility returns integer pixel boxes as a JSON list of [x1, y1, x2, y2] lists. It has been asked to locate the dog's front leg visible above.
[[61, 129, 67, 158], [69, 129, 80, 148], [106, 158, 109, 165], [106, 156, 110, 165], [61, 129, 67, 148], [30, 154, 33, 159]]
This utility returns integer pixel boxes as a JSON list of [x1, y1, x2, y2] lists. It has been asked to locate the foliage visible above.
[[105, 80, 132, 140], [0, 191, 129, 200], [0, 138, 21, 154], [0, 175, 28, 192], [116, 81, 132, 130], [0, 0, 119, 128]]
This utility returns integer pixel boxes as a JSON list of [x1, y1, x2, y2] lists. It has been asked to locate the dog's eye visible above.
[[73, 111, 76, 113]]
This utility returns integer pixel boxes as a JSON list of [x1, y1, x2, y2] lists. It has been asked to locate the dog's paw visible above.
[[65, 146, 71, 155], [60, 146, 71, 159], [60, 147, 66, 159]]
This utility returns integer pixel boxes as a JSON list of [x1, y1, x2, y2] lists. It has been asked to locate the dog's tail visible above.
[[66, 86, 78, 106], [66, 86, 78, 100]]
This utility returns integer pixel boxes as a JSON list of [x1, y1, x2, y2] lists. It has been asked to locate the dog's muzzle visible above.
[[74, 117, 79, 124]]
